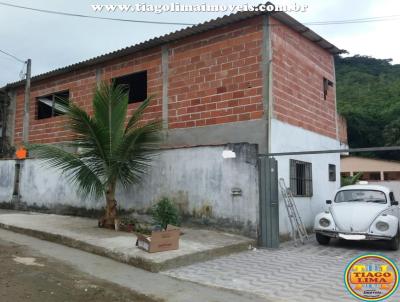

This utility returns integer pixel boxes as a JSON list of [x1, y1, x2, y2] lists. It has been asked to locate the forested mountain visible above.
[[335, 55, 400, 159]]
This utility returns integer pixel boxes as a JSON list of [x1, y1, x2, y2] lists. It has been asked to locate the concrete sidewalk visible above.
[[0, 210, 253, 272], [0, 228, 269, 302]]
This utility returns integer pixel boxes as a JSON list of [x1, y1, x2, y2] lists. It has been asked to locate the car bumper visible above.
[[316, 230, 393, 241]]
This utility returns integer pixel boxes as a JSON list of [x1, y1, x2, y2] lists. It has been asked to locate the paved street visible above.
[[164, 237, 400, 302], [0, 239, 154, 302]]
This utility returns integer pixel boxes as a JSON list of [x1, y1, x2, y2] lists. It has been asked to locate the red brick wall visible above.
[[14, 17, 265, 145], [14, 48, 162, 145], [167, 17, 264, 128], [13, 15, 339, 146], [270, 17, 337, 139]]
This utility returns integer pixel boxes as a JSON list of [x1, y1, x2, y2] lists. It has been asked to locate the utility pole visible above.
[[22, 58, 31, 144]]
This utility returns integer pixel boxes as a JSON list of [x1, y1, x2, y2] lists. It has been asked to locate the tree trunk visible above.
[[98, 184, 118, 229]]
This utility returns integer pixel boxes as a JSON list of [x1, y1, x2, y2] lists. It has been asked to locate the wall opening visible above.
[[13, 162, 21, 197], [37, 90, 69, 120], [114, 71, 147, 104]]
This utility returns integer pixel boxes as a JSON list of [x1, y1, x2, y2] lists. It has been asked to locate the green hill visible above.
[[335, 55, 400, 159]]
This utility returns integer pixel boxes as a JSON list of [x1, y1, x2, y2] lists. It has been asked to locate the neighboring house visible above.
[[0, 8, 347, 239], [341, 156, 400, 198]]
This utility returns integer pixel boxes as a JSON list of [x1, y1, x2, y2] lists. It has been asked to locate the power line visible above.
[[304, 15, 400, 26], [1, 1, 400, 27], [0, 1, 194, 26], [0, 48, 25, 63]]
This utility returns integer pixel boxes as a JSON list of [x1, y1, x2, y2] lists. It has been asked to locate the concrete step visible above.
[[0, 211, 254, 272]]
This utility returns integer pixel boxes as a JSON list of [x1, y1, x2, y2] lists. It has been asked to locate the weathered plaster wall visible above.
[[271, 119, 341, 236], [0, 160, 14, 201], [369, 181, 400, 201], [0, 144, 259, 236]]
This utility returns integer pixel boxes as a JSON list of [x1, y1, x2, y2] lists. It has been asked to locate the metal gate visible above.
[[258, 157, 279, 248]]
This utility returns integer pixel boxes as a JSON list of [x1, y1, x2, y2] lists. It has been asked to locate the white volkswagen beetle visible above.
[[314, 185, 400, 250]]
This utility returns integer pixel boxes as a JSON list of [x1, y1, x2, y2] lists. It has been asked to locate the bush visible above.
[[341, 172, 363, 187], [152, 197, 181, 230]]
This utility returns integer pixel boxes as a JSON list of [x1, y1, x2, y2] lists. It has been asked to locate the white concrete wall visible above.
[[369, 181, 400, 201], [0, 160, 15, 201], [0, 144, 259, 234], [271, 119, 341, 235]]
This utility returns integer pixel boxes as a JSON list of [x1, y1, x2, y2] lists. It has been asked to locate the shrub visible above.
[[341, 172, 363, 187], [152, 197, 181, 230]]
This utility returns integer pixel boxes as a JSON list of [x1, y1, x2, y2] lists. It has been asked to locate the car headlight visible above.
[[319, 218, 331, 227], [376, 221, 389, 231]]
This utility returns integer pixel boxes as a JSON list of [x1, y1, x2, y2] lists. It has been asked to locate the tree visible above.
[[28, 83, 162, 229], [335, 55, 400, 160]]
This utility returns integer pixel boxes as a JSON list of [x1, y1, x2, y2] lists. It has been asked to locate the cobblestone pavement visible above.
[[163, 237, 400, 301]]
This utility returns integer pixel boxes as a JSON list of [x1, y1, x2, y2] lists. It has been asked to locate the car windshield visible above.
[[335, 190, 387, 204]]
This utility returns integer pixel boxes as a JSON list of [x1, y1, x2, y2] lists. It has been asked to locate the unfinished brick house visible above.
[[0, 9, 347, 239]]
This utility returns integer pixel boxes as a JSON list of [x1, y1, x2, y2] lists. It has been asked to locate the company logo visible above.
[[345, 254, 399, 301]]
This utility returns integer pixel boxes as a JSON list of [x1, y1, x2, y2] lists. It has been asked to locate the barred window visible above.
[[290, 160, 313, 197]]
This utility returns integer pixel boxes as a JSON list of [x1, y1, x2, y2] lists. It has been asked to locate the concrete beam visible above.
[[261, 14, 272, 153], [95, 67, 103, 87], [6, 90, 16, 147], [163, 119, 268, 153], [161, 45, 169, 129]]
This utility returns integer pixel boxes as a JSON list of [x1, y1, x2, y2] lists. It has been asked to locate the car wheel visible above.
[[389, 230, 400, 251], [316, 233, 330, 245]]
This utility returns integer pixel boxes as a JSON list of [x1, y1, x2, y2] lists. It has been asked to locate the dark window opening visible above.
[[384, 171, 400, 181], [114, 71, 147, 104], [13, 162, 21, 197], [329, 164, 336, 181], [323, 77, 333, 100], [290, 159, 313, 197], [37, 90, 69, 120]]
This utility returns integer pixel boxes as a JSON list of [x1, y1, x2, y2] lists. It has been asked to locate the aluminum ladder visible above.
[[278, 178, 309, 246]]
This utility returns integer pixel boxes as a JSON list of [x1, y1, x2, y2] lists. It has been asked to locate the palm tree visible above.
[[28, 83, 162, 229]]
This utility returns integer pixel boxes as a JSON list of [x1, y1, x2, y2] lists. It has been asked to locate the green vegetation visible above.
[[28, 83, 162, 229], [341, 172, 363, 187], [335, 55, 400, 159], [151, 197, 181, 230]]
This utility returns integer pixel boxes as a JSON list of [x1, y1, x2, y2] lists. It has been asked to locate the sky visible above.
[[0, 0, 400, 86]]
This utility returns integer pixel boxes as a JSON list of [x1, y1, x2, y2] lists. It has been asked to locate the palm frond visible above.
[[111, 119, 162, 188], [66, 103, 108, 161], [92, 82, 128, 157], [27, 83, 162, 202], [28, 144, 105, 198], [124, 97, 153, 133]]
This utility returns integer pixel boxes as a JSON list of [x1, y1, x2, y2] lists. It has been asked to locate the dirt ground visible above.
[[0, 239, 158, 302]]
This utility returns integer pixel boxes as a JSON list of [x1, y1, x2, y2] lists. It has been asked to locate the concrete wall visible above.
[[369, 181, 400, 201], [271, 119, 341, 236], [0, 144, 259, 236], [0, 160, 15, 201]]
